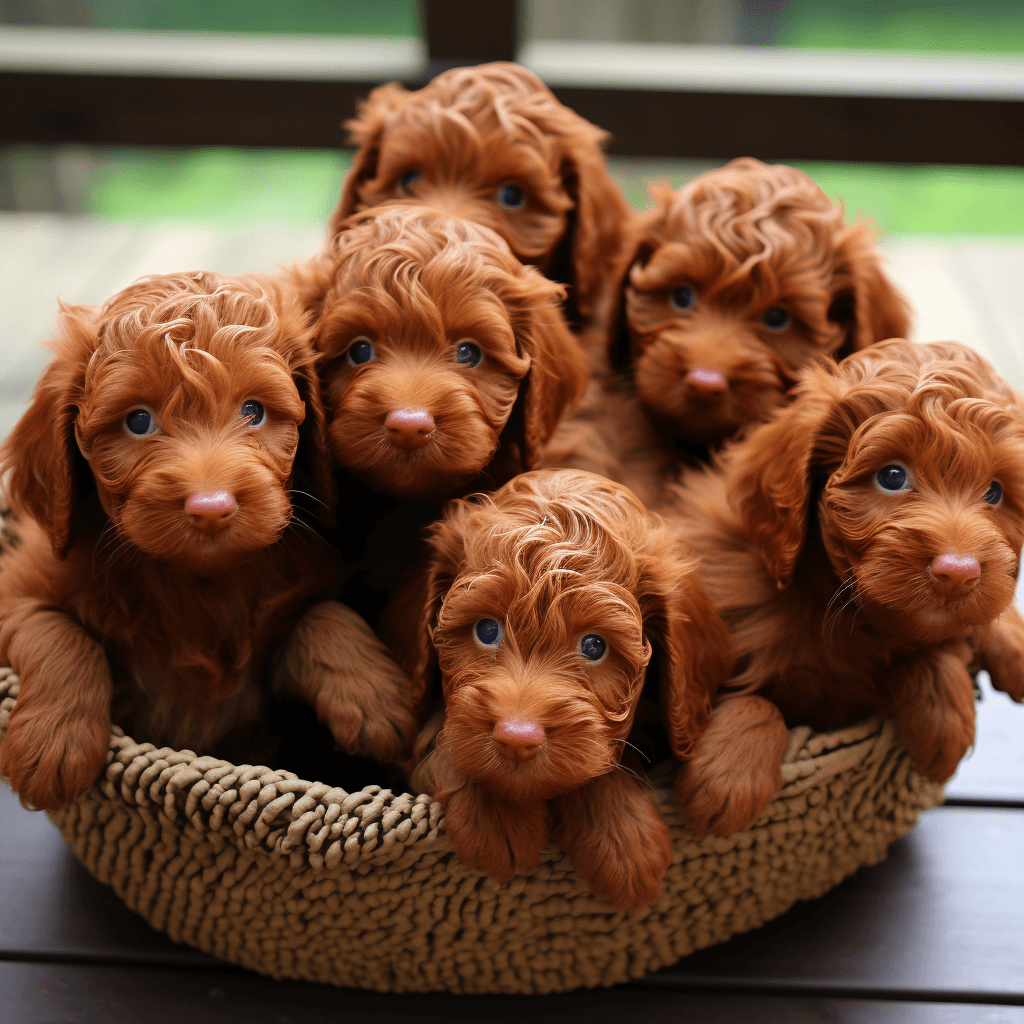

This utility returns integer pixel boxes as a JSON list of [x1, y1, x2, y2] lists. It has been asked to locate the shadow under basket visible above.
[[0, 667, 944, 995]]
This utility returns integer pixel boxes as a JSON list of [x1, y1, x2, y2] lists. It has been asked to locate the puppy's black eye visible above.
[[240, 400, 265, 427], [397, 171, 422, 195], [455, 341, 482, 367], [475, 618, 503, 648], [580, 634, 607, 661], [670, 286, 696, 311], [496, 184, 525, 209], [124, 408, 156, 436], [763, 307, 790, 331], [876, 464, 910, 492], [983, 481, 1002, 505], [347, 338, 375, 366]]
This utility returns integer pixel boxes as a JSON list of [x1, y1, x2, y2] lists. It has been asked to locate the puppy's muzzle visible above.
[[492, 718, 546, 762], [385, 407, 436, 451], [684, 366, 728, 401], [185, 491, 238, 535], [929, 552, 981, 595]]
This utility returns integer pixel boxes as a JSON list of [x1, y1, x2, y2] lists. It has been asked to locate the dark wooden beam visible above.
[[553, 86, 1024, 166], [422, 0, 518, 71], [3, 69, 1023, 166]]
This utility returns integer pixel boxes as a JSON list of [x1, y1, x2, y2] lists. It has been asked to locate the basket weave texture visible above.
[[0, 667, 944, 994]]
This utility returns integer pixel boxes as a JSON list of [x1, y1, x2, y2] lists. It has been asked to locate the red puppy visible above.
[[288, 205, 588, 619], [385, 470, 732, 912], [543, 159, 911, 506], [665, 339, 1024, 837], [0, 272, 412, 810]]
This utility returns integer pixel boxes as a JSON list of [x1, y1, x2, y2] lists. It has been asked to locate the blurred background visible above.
[[1, 0, 1023, 433], [2, 0, 1023, 228]]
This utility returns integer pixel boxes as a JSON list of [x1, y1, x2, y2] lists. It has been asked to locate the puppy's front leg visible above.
[[441, 771, 550, 883], [976, 605, 1024, 702], [885, 639, 976, 783], [274, 600, 418, 763], [674, 694, 790, 838], [552, 771, 673, 914], [0, 606, 112, 810]]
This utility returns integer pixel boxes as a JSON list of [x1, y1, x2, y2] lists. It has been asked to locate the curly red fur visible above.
[[664, 338, 1024, 836], [383, 469, 731, 912], [544, 159, 911, 506], [330, 61, 635, 340], [0, 272, 360, 810]]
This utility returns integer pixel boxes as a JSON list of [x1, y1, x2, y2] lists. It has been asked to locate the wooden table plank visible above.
[[654, 806, 1024, 1001], [2, 962, 1022, 1024], [3, 783, 1022, 999]]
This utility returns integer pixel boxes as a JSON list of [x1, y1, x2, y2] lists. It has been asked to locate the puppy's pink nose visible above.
[[185, 491, 238, 534], [930, 553, 981, 592], [493, 719, 546, 762], [685, 367, 728, 396], [385, 407, 436, 450]]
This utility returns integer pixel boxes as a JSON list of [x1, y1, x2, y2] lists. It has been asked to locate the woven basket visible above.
[[0, 666, 943, 994]]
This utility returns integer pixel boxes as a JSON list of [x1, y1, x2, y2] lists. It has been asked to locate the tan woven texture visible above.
[[0, 666, 944, 994]]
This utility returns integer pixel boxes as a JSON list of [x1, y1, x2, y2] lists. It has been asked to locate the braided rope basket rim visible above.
[[0, 667, 944, 994]]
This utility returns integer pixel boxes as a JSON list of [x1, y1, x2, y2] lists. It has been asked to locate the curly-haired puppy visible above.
[[383, 469, 732, 912], [543, 159, 912, 506], [664, 338, 1024, 837], [330, 61, 635, 339], [0, 272, 413, 810], [289, 205, 588, 612]]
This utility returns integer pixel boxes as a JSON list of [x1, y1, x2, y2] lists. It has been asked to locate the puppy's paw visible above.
[[0, 709, 109, 810], [890, 646, 976, 783], [674, 695, 789, 837], [553, 772, 673, 914], [675, 763, 779, 838], [979, 608, 1024, 702], [442, 782, 549, 882], [275, 600, 418, 763]]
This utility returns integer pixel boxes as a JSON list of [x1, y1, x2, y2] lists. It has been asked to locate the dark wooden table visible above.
[[1, 215, 1023, 1022]]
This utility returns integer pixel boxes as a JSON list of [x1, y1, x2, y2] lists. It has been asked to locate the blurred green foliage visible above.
[[86, 148, 1024, 236], [777, 0, 1024, 55], [90, 0, 420, 37]]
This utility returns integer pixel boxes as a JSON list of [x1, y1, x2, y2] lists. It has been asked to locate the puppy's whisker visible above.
[[286, 489, 329, 511], [614, 737, 651, 764]]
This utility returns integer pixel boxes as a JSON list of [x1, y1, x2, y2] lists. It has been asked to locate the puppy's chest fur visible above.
[[57, 524, 334, 750]]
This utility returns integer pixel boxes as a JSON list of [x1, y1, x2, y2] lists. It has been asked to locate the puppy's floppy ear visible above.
[[502, 269, 590, 470], [379, 505, 466, 711], [727, 368, 841, 587], [291, 359, 337, 524], [2, 304, 97, 559], [830, 221, 913, 357], [329, 82, 410, 237], [638, 524, 733, 759], [607, 192, 669, 372], [558, 133, 635, 334]]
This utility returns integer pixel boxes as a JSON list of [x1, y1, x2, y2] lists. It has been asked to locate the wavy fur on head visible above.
[[293, 205, 587, 501], [665, 338, 1024, 837], [0, 272, 349, 810], [621, 159, 911, 442], [330, 61, 635, 338], [383, 469, 731, 912]]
